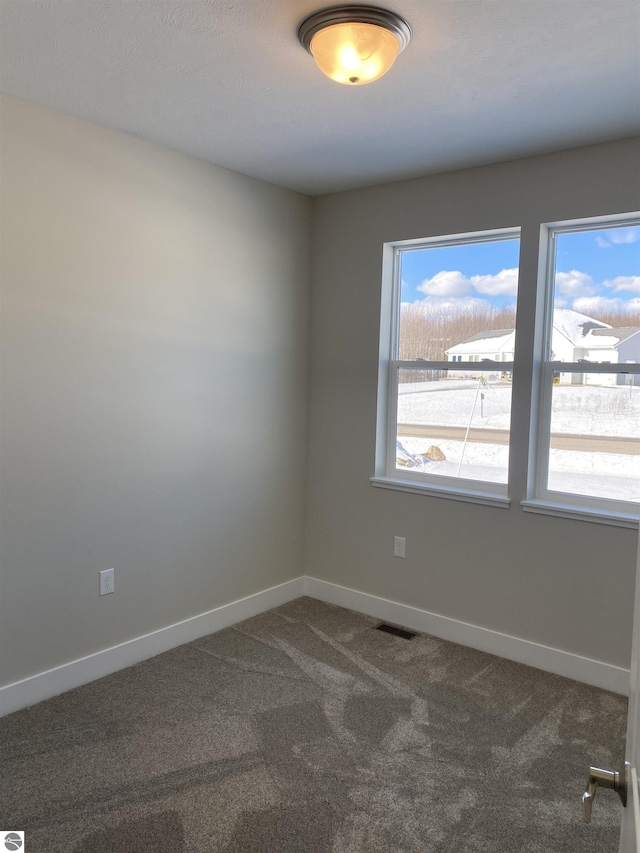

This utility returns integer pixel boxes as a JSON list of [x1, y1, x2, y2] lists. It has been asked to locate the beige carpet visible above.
[[0, 597, 627, 851]]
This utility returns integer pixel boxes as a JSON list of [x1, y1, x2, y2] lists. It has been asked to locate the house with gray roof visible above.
[[445, 309, 640, 384]]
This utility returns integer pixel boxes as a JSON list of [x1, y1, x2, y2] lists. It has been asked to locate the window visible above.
[[374, 214, 639, 526], [373, 228, 520, 505], [527, 215, 640, 523]]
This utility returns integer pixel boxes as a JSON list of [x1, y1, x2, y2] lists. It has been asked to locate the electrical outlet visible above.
[[394, 536, 406, 558], [99, 568, 115, 596]]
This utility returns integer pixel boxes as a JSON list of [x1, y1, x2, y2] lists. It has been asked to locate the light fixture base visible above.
[[298, 5, 411, 55]]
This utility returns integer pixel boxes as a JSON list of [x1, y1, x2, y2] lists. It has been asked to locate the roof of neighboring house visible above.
[[446, 329, 515, 355], [457, 329, 514, 343], [587, 326, 640, 343], [445, 310, 639, 357], [551, 309, 610, 346]]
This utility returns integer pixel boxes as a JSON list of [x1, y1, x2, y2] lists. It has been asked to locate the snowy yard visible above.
[[396, 378, 640, 501], [398, 377, 640, 436]]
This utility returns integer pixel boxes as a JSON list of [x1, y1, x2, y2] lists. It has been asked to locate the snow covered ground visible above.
[[398, 378, 640, 436], [396, 378, 640, 501]]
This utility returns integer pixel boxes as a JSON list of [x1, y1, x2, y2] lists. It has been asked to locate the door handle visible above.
[[582, 762, 629, 823]]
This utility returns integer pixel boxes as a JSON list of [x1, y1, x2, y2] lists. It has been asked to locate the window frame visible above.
[[524, 213, 640, 527], [372, 226, 521, 507]]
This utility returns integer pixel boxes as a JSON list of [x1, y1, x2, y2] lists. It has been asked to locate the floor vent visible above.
[[374, 623, 417, 640]]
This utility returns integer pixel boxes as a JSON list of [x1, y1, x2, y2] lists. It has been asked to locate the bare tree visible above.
[[398, 303, 639, 384], [400, 303, 640, 362], [581, 308, 640, 328], [399, 303, 516, 362]]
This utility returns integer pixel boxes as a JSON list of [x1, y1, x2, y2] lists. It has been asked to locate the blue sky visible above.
[[555, 226, 640, 315], [400, 225, 640, 316]]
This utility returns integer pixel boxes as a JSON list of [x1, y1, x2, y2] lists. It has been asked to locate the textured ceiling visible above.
[[1, 0, 639, 195]]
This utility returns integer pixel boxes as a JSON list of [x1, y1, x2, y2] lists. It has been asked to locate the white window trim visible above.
[[521, 499, 639, 529], [370, 475, 512, 508], [374, 227, 520, 506], [525, 213, 640, 526]]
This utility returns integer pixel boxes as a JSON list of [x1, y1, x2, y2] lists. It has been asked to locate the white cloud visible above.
[[471, 268, 519, 296], [609, 227, 640, 245], [595, 227, 640, 248], [603, 275, 640, 294], [418, 267, 518, 298], [417, 270, 470, 297], [554, 270, 596, 298]]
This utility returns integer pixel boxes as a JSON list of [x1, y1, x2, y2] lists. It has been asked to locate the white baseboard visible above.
[[304, 577, 630, 696], [2, 573, 629, 716], [0, 577, 305, 717]]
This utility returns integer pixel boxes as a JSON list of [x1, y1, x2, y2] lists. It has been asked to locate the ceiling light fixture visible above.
[[298, 5, 411, 86]]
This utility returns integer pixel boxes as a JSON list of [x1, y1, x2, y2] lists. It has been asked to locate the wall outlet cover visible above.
[[100, 568, 115, 596]]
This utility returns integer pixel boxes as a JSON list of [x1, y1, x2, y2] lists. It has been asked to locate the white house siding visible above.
[[617, 332, 640, 364], [616, 332, 640, 386], [577, 329, 640, 386], [445, 311, 637, 385], [446, 331, 514, 378], [550, 328, 577, 362]]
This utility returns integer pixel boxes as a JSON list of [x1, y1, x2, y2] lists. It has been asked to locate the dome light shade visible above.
[[310, 22, 399, 85], [298, 6, 411, 86]]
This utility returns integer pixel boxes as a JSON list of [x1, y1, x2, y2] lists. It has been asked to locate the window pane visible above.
[[551, 225, 640, 363], [398, 237, 520, 372], [546, 373, 640, 502], [396, 368, 512, 484]]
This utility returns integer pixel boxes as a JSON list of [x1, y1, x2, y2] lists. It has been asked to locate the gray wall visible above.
[[306, 138, 640, 670], [0, 95, 311, 686], [1, 94, 637, 690]]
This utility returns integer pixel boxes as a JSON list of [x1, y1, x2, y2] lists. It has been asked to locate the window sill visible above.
[[370, 476, 511, 509], [521, 499, 639, 529]]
